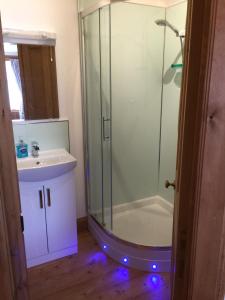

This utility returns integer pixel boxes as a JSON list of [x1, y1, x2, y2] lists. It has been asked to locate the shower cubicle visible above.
[[79, 0, 187, 271]]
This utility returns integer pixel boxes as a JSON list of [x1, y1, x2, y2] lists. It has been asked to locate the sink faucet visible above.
[[31, 141, 40, 158]]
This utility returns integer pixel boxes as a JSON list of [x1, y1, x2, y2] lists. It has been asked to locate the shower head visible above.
[[155, 19, 180, 37]]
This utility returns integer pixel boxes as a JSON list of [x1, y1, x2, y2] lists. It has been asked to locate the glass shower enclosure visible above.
[[80, 0, 187, 247], [82, 6, 112, 230]]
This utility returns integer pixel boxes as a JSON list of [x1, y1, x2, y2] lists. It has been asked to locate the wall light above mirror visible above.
[[3, 29, 59, 121]]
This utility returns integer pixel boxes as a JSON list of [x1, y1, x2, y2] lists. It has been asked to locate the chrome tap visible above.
[[31, 141, 40, 158]]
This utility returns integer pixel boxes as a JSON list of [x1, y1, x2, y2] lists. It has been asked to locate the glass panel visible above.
[[109, 2, 187, 246], [84, 11, 103, 225], [111, 3, 165, 203], [12, 120, 70, 152], [111, 3, 166, 245], [83, 7, 112, 229], [100, 5, 112, 230]]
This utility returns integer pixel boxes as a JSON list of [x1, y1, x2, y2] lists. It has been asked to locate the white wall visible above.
[[0, 0, 86, 218]]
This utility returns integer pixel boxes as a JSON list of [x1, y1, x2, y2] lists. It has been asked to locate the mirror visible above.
[[4, 42, 59, 120]]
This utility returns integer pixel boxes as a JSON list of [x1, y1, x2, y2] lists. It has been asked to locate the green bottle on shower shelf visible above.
[[171, 63, 183, 69]]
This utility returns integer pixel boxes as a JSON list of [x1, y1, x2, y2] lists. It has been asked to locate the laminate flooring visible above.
[[28, 230, 171, 300]]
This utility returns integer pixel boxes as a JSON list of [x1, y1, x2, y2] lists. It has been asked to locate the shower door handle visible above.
[[103, 117, 111, 141]]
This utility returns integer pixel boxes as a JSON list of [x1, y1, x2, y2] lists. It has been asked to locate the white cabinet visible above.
[[19, 182, 48, 261], [45, 173, 77, 253], [19, 170, 77, 268]]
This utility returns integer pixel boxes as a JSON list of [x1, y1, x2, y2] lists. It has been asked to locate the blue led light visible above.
[[148, 274, 162, 289], [151, 276, 158, 284], [112, 267, 129, 282], [103, 245, 107, 250], [123, 257, 128, 263], [152, 264, 157, 270], [87, 252, 107, 264]]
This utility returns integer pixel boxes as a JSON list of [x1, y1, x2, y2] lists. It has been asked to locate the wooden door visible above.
[[0, 17, 28, 300], [172, 0, 225, 299], [18, 44, 59, 120], [19, 182, 48, 262], [45, 172, 77, 253]]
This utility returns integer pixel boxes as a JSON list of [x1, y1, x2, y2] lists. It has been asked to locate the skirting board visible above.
[[27, 245, 77, 268], [77, 216, 88, 233]]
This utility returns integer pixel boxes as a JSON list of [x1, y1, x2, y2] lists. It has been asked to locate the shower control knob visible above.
[[165, 180, 176, 190]]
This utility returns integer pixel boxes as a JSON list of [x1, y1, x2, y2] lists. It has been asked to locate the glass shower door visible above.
[[100, 6, 112, 229], [83, 7, 112, 230]]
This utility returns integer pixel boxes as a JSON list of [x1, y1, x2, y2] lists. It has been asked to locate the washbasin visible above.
[[17, 149, 77, 182]]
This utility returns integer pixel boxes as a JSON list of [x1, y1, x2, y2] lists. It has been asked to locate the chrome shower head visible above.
[[155, 19, 167, 26], [155, 19, 180, 37]]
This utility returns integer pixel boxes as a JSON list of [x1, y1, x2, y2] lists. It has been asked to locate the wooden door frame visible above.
[[172, 0, 225, 299], [1, 1, 225, 300], [0, 17, 28, 300]]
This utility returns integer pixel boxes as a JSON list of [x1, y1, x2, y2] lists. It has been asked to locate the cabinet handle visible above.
[[47, 188, 51, 207], [39, 190, 43, 209]]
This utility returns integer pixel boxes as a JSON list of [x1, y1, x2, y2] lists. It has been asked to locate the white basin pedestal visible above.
[[17, 149, 78, 267]]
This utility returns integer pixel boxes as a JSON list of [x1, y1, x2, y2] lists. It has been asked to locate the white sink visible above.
[[17, 149, 77, 182]]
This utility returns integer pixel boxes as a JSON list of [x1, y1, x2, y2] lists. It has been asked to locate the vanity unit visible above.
[[17, 149, 78, 267]]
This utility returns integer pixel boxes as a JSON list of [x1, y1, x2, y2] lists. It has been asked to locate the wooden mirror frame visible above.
[[4, 43, 59, 120]]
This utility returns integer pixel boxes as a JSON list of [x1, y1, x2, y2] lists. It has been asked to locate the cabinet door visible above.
[[19, 182, 48, 260], [45, 171, 77, 253]]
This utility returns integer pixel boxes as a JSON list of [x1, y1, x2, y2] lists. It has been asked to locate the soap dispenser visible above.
[[16, 138, 28, 158]]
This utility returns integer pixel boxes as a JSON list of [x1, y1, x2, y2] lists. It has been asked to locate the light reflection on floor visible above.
[[86, 249, 169, 299]]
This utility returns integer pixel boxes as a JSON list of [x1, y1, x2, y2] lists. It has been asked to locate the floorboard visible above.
[[28, 230, 171, 300]]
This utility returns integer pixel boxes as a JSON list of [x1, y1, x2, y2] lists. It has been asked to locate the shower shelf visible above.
[[171, 63, 183, 69]]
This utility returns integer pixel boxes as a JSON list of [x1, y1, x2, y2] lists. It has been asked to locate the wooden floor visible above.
[[28, 230, 171, 300]]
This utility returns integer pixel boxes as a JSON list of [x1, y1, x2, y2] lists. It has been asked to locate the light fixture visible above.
[[3, 29, 56, 46]]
